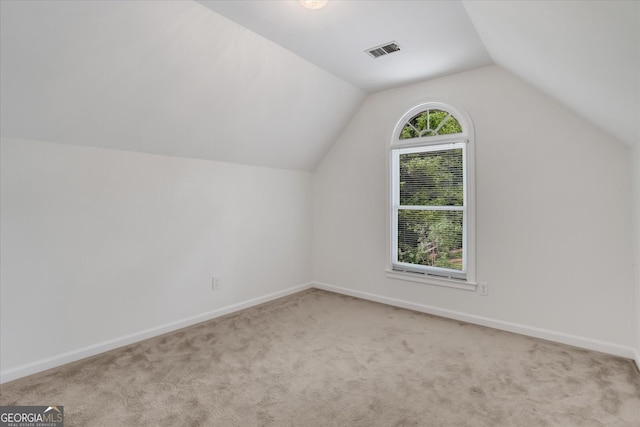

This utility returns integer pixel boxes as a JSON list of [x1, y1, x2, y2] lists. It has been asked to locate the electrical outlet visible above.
[[478, 282, 488, 296], [212, 276, 221, 291]]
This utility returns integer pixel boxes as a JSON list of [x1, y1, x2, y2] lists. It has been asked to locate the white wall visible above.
[[1, 137, 312, 381], [0, 0, 365, 171], [313, 65, 635, 354]]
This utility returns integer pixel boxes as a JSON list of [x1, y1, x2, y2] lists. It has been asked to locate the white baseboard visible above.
[[0, 282, 313, 384], [2, 281, 635, 384], [313, 281, 636, 360]]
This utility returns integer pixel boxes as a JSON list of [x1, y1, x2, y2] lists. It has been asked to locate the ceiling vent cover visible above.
[[366, 41, 401, 58]]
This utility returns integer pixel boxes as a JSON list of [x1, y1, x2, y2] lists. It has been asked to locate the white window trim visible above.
[[387, 101, 476, 290]]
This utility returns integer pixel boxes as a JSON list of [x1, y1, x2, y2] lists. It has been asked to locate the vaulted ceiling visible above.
[[198, 0, 493, 92], [0, 0, 365, 171], [463, 0, 639, 149], [1, 1, 638, 172]]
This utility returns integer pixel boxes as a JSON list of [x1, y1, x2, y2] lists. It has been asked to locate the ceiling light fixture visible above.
[[299, 0, 328, 10]]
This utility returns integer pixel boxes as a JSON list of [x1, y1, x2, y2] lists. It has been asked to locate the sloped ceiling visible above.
[[0, 0, 365, 171], [203, 0, 639, 147], [198, 0, 493, 92], [1, 1, 638, 173], [462, 0, 640, 147]]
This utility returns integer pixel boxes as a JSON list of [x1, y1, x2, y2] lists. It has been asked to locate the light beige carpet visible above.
[[1, 289, 639, 426]]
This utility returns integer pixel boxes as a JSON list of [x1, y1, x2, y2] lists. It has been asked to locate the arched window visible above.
[[389, 102, 475, 286]]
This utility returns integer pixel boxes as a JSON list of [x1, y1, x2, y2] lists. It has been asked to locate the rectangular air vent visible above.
[[366, 41, 401, 58]]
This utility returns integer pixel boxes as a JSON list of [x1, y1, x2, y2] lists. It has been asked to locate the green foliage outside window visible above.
[[399, 109, 462, 140], [397, 148, 464, 271]]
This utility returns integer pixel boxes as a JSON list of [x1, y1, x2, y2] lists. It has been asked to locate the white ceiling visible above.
[[201, 0, 639, 147], [1, 0, 638, 173], [0, 0, 365, 171], [198, 0, 493, 92], [463, 0, 639, 148]]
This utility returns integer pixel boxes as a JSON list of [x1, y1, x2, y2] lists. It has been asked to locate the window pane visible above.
[[399, 123, 419, 139], [399, 112, 427, 140], [427, 110, 448, 131], [398, 109, 463, 139], [409, 112, 429, 133], [397, 209, 463, 271], [437, 116, 462, 135], [399, 149, 463, 206]]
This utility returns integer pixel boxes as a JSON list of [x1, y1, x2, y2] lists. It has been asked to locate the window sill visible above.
[[385, 269, 477, 291]]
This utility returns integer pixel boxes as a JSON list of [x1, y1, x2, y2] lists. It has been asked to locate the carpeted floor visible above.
[[1, 289, 639, 426]]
